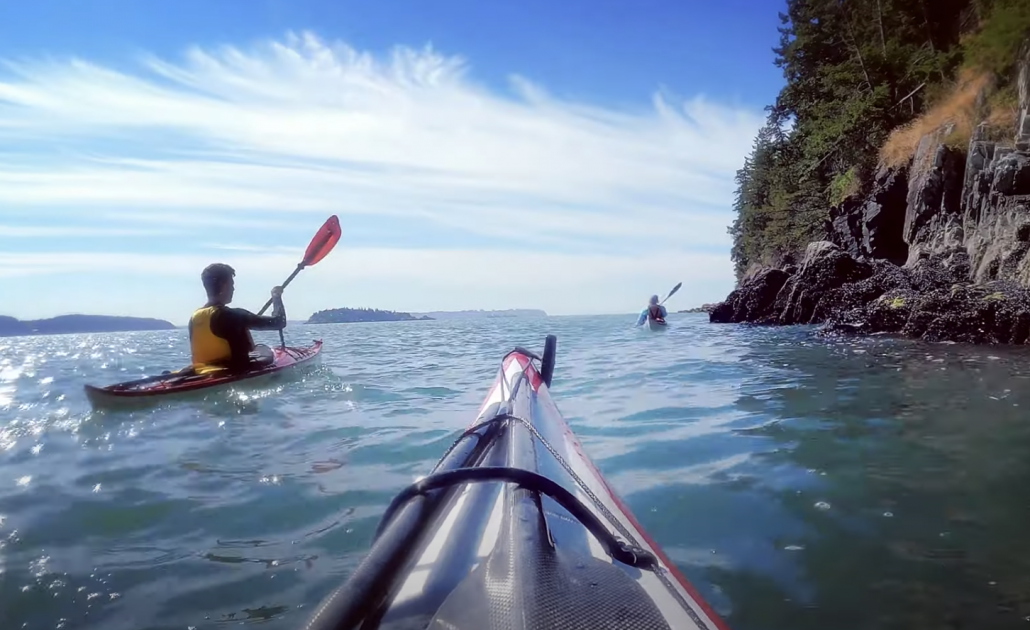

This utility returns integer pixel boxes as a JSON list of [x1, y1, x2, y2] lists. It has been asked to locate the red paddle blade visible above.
[[303, 215, 341, 266]]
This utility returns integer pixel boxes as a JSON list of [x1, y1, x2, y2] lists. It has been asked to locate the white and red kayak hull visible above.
[[305, 335, 729, 630]]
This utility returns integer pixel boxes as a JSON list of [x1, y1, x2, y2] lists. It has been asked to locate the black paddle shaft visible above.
[[257, 263, 305, 316]]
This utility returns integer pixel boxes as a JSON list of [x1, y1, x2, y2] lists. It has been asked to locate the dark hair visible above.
[[201, 263, 235, 297]]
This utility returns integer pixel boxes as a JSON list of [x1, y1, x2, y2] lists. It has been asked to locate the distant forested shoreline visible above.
[[306, 307, 434, 324], [0, 314, 176, 337]]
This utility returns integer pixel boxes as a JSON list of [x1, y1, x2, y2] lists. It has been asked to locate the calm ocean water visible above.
[[3, 313, 1030, 630]]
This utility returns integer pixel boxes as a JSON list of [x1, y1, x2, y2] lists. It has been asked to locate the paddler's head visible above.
[[202, 263, 236, 305], [649, 294, 659, 306]]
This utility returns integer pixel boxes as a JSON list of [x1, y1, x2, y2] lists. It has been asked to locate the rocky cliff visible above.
[[711, 41, 1030, 345]]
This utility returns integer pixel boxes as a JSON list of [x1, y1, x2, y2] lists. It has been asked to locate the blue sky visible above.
[[0, 0, 786, 323]]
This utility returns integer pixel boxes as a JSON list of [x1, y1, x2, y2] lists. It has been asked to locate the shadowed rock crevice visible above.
[[828, 166, 911, 266]]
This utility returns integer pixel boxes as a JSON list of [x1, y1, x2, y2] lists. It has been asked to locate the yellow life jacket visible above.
[[189, 305, 232, 374]]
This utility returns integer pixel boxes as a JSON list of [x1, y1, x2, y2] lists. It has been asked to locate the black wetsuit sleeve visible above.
[[220, 306, 287, 331], [210, 305, 286, 370]]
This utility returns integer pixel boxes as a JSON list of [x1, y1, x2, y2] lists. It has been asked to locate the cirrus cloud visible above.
[[0, 30, 762, 319]]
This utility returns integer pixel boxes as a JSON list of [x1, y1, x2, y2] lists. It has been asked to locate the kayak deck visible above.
[[305, 335, 726, 630], [646, 317, 669, 331], [84, 340, 322, 408]]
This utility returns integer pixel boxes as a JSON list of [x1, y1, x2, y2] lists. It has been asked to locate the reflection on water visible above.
[[1, 318, 1030, 629], [698, 335, 1030, 630]]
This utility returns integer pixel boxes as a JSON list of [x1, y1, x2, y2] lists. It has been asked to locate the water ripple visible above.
[[3, 316, 1030, 629]]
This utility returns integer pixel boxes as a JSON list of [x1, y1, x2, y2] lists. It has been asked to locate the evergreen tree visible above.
[[728, 0, 986, 278]]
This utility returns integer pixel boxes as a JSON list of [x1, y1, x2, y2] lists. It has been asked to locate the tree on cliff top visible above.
[[729, 0, 976, 279], [964, 0, 1030, 77]]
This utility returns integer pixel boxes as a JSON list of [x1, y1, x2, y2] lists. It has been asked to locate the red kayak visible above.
[[647, 316, 669, 331], [83, 340, 323, 409]]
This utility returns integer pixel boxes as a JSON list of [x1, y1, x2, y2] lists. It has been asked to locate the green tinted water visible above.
[[2, 314, 1030, 629]]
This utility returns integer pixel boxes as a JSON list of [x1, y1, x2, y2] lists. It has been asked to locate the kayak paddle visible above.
[[659, 281, 682, 306], [257, 215, 342, 316]]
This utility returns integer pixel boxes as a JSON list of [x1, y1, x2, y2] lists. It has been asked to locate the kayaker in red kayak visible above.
[[635, 294, 667, 326], [188, 263, 287, 374]]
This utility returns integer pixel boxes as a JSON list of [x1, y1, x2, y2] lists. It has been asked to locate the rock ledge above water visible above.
[[710, 40, 1030, 346]]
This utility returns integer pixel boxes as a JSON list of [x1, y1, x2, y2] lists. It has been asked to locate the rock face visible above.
[[776, 242, 874, 325], [903, 128, 966, 259], [828, 166, 910, 265], [711, 39, 1030, 345], [710, 268, 791, 324]]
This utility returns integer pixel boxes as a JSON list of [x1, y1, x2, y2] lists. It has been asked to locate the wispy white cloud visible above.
[[199, 243, 303, 253], [0, 31, 762, 317], [0, 225, 167, 237], [0, 248, 733, 282]]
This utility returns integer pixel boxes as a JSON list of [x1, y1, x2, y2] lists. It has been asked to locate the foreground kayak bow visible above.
[[84, 340, 323, 409], [306, 335, 728, 630]]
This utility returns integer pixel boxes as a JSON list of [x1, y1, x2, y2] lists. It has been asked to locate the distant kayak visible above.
[[304, 335, 727, 630], [84, 340, 322, 409]]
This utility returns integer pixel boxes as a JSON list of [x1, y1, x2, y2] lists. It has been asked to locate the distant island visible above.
[[306, 307, 434, 324], [678, 304, 718, 314], [0, 314, 177, 337], [410, 309, 548, 320]]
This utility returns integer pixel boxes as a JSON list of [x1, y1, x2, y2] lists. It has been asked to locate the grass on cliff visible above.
[[828, 166, 862, 207], [985, 85, 1021, 139], [879, 70, 991, 167], [879, 0, 1030, 167]]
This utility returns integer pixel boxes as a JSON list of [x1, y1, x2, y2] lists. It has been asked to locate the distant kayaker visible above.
[[635, 294, 667, 326], [188, 263, 287, 373]]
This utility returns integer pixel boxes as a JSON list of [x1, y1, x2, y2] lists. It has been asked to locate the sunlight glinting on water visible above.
[[1, 316, 1030, 629]]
